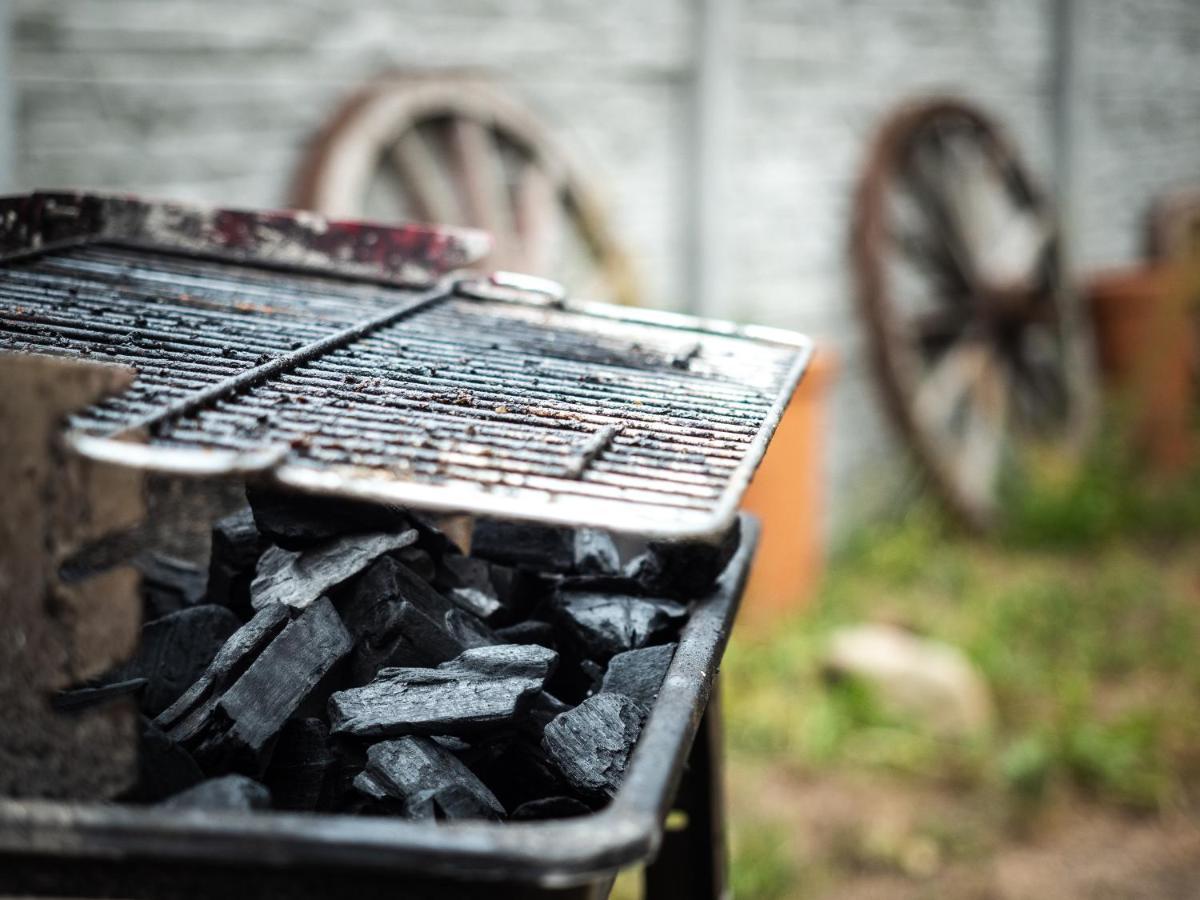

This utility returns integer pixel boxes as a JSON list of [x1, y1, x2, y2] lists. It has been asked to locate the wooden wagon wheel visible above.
[[852, 98, 1095, 530], [292, 75, 641, 306]]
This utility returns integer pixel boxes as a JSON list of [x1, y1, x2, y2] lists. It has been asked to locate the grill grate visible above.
[[0, 228, 810, 538]]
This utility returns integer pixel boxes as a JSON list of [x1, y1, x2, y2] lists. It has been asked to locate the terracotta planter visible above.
[[739, 347, 837, 627], [1087, 264, 1197, 470]]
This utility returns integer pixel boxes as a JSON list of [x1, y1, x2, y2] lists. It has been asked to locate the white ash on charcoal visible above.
[[328, 644, 556, 739], [353, 736, 505, 821], [601, 644, 677, 708], [159, 774, 271, 811], [541, 693, 649, 800], [250, 529, 418, 612]]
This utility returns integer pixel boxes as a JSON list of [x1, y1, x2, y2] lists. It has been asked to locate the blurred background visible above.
[[4, 1, 1199, 896]]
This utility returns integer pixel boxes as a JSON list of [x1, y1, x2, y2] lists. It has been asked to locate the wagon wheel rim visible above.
[[852, 98, 1095, 530], [292, 75, 641, 307]]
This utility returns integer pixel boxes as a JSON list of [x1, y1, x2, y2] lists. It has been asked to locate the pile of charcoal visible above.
[[59, 490, 739, 822]]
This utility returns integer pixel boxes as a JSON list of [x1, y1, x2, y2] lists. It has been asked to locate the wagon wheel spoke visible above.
[[449, 117, 517, 269], [514, 160, 563, 275], [390, 126, 462, 226]]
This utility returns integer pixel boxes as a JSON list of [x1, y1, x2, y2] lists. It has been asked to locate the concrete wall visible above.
[[10, 0, 1200, 535]]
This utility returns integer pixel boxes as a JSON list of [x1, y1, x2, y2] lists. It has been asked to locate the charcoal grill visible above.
[[0, 192, 812, 898]]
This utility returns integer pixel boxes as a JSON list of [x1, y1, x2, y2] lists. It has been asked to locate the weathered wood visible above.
[[0, 354, 143, 801], [353, 736, 504, 821], [600, 643, 676, 708], [160, 775, 271, 811], [328, 645, 556, 739], [541, 693, 648, 799], [250, 529, 418, 611]]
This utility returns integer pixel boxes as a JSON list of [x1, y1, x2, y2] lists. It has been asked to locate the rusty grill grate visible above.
[[0, 196, 810, 539]]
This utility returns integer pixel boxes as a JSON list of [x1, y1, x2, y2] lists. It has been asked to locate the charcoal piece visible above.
[[348, 600, 467, 684], [353, 736, 504, 820], [157, 599, 351, 773], [626, 519, 740, 599], [397, 546, 436, 582], [471, 520, 622, 577], [470, 519, 576, 572], [122, 604, 241, 716], [207, 507, 262, 616], [435, 554, 508, 622], [53, 677, 146, 712], [347, 556, 496, 643], [511, 797, 592, 820], [250, 529, 418, 611], [328, 644, 556, 739], [246, 488, 412, 550], [581, 659, 605, 692], [525, 691, 571, 737], [197, 598, 351, 770], [136, 553, 208, 618], [468, 736, 568, 811], [574, 529, 620, 576], [496, 619, 556, 648], [155, 603, 291, 745], [431, 735, 472, 754], [601, 643, 676, 708], [125, 717, 205, 802], [263, 718, 333, 811], [552, 590, 686, 660], [160, 774, 271, 811], [541, 693, 649, 799], [445, 608, 499, 649]]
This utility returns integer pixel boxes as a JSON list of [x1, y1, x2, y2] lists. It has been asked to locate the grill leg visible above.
[[642, 680, 727, 900]]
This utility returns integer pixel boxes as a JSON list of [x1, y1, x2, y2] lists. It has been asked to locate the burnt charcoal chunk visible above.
[[247, 488, 412, 550], [123, 605, 241, 716], [347, 556, 496, 643], [353, 736, 504, 820], [125, 718, 205, 802], [53, 677, 146, 712], [158, 599, 351, 773], [471, 519, 576, 572], [574, 529, 620, 576], [250, 529, 418, 611], [328, 645, 556, 739], [136, 553, 208, 619], [525, 692, 571, 737], [496, 620, 556, 648], [601, 643, 676, 708], [541, 693, 649, 799], [626, 519, 740, 599], [511, 796, 592, 820], [435, 554, 510, 622], [396, 546, 437, 582], [156, 603, 291, 745], [469, 736, 568, 811], [263, 718, 333, 811], [160, 775, 271, 811], [207, 507, 262, 616], [553, 591, 686, 660], [200, 598, 351, 770]]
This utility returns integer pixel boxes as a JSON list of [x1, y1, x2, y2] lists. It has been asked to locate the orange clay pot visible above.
[[738, 347, 837, 628], [1087, 263, 1197, 471]]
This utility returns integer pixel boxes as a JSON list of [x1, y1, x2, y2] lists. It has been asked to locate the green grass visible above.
[[723, 454, 1200, 895]]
